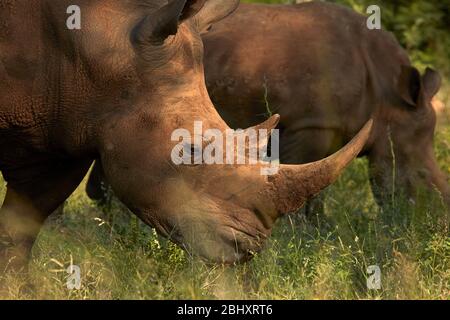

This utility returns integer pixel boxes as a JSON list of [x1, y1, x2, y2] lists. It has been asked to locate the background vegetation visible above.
[[0, 0, 449, 299]]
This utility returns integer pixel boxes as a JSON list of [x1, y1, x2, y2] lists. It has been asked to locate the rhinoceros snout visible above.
[[170, 217, 267, 265]]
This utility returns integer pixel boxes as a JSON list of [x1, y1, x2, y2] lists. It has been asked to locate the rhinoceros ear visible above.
[[397, 65, 422, 107], [422, 67, 441, 99], [194, 0, 240, 34], [181, 0, 208, 19], [132, 0, 207, 46]]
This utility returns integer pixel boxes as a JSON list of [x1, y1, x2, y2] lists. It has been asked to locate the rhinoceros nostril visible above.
[[253, 207, 273, 230], [234, 250, 254, 264]]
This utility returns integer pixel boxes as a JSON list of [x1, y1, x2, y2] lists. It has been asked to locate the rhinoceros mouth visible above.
[[153, 217, 265, 264]]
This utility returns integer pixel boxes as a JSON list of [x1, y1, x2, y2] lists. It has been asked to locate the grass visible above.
[[0, 103, 448, 300]]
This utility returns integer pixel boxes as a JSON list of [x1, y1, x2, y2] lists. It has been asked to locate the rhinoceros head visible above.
[[91, 0, 372, 263], [370, 66, 449, 208]]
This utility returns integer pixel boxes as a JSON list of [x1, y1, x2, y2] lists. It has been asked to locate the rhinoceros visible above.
[[0, 0, 371, 273], [201, 2, 449, 209]]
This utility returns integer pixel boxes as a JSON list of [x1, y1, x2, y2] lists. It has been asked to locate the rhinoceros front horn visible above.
[[267, 120, 373, 214]]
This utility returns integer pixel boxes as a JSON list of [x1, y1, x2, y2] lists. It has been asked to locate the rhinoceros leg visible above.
[[280, 128, 339, 220], [85, 161, 110, 205], [0, 160, 91, 275]]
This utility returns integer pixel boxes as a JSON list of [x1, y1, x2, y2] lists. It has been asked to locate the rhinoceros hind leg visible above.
[[0, 160, 91, 276]]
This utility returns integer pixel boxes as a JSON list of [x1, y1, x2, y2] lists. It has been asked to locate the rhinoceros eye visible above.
[[417, 168, 430, 179], [178, 143, 203, 166]]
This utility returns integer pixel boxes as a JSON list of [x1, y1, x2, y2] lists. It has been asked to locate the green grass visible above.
[[0, 110, 448, 300]]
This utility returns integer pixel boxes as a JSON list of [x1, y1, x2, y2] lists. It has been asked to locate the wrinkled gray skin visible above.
[[202, 2, 449, 209], [0, 0, 372, 274]]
